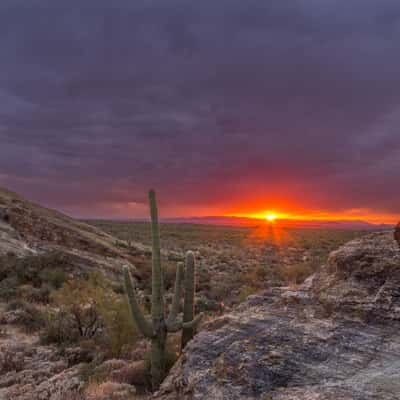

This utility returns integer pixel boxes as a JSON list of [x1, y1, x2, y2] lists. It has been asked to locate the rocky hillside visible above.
[[156, 231, 400, 400], [0, 187, 147, 278], [0, 188, 151, 400]]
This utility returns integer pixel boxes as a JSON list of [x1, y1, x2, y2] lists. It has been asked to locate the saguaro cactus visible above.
[[123, 190, 202, 390], [182, 250, 197, 348]]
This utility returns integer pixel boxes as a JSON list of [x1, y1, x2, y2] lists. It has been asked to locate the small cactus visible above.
[[123, 190, 202, 390]]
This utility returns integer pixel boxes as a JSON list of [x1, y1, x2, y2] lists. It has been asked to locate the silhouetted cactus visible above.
[[123, 190, 202, 390], [395, 222, 400, 247]]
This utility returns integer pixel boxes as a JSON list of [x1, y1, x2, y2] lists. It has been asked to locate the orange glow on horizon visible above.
[[228, 208, 398, 225]]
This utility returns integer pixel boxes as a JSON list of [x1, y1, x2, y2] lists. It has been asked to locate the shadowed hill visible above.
[[0, 187, 146, 278]]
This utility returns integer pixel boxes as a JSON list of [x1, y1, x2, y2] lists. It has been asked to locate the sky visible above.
[[0, 0, 400, 222]]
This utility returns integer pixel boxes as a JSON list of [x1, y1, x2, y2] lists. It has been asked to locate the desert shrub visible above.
[[196, 264, 211, 292], [163, 261, 179, 291], [275, 262, 314, 284], [0, 254, 17, 280], [237, 286, 259, 303], [79, 360, 101, 383], [17, 284, 51, 303], [0, 252, 69, 304], [0, 349, 24, 373], [15, 252, 69, 288], [207, 274, 240, 303], [45, 273, 139, 357], [10, 301, 44, 332], [196, 296, 221, 313], [40, 267, 67, 289], [84, 380, 136, 400], [0, 276, 18, 301], [50, 278, 102, 341], [54, 390, 85, 400], [115, 240, 129, 249], [109, 360, 149, 390], [239, 265, 270, 288], [97, 294, 139, 358], [254, 264, 269, 280], [137, 259, 178, 293], [41, 309, 79, 345], [6, 298, 25, 311]]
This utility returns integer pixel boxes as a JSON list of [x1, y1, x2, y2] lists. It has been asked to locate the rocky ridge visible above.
[[0, 187, 147, 279], [156, 231, 400, 400]]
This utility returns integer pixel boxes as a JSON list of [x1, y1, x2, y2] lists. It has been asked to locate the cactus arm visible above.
[[182, 251, 196, 322], [166, 317, 183, 332], [167, 312, 204, 333], [182, 313, 204, 329], [149, 190, 164, 321], [182, 250, 197, 347], [123, 266, 154, 338], [166, 262, 183, 327]]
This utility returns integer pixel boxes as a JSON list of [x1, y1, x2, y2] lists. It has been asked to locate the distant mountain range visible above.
[[156, 216, 393, 230]]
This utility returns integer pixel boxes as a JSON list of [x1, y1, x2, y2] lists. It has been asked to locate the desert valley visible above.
[[0, 187, 399, 399]]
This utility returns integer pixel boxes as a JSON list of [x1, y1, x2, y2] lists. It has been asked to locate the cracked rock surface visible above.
[[156, 232, 400, 400]]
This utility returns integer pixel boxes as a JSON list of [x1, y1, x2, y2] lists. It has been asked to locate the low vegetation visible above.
[[86, 220, 369, 316], [0, 252, 69, 303]]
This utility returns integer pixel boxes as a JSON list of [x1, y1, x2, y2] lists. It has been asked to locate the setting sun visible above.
[[265, 213, 278, 222]]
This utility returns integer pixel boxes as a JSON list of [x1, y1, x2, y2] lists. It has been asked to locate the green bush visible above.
[[39, 267, 67, 289], [15, 252, 69, 288], [44, 273, 140, 357], [97, 294, 139, 358], [0, 276, 18, 302], [50, 278, 102, 341], [12, 301, 44, 332], [0, 252, 69, 304], [17, 284, 51, 303], [40, 309, 78, 345]]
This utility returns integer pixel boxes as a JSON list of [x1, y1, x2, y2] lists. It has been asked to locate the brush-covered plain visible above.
[[86, 221, 369, 309]]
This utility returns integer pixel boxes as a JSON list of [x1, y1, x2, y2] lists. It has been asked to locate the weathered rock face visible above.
[[0, 326, 83, 400], [156, 232, 400, 400], [395, 222, 400, 247]]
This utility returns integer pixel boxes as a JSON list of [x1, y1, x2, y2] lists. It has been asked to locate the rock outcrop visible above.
[[0, 325, 83, 400], [156, 232, 400, 400]]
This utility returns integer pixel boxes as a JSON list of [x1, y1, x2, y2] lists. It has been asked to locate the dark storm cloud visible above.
[[1, 0, 400, 217]]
